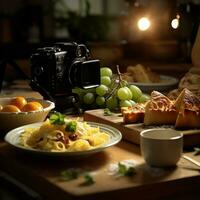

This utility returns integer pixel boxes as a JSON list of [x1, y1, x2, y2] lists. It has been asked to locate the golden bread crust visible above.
[[175, 110, 200, 128], [122, 88, 200, 129], [144, 91, 177, 126], [122, 103, 145, 124], [149, 91, 176, 112], [175, 88, 200, 128]]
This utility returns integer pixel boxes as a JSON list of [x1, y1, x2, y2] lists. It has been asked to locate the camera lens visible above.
[[69, 60, 100, 88]]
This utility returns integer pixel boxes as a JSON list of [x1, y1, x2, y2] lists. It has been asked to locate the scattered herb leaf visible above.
[[194, 147, 200, 156], [60, 168, 79, 181], [65, 121, 77, 132], [117, 162, 136, 177], [80, 173, 95, 186], [60, 169, 95, 186], [104, 108, 113, 116], [49, 112, 65, 125]]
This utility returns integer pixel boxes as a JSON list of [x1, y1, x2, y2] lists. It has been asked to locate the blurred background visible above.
[[0, 0, 200, 80]]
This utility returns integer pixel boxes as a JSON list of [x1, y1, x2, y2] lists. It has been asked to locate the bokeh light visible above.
[[137, 17, 151, 31]]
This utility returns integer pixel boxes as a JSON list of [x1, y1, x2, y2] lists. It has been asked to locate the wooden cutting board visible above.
[[84, 109, 200, 147]]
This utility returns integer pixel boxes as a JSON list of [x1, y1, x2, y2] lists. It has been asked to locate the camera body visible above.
[[30, 42, 100, 112], [31, 42, 100, 97]]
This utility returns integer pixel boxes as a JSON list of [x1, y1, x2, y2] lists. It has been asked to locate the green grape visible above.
[[72, 87, 80, 94], [96, 96, 105, 106], [124, 86, 133, 100], [129, 99, 136, 106], [137, 94, 150, 103], [121, 80, 128, 87], [96, 85, 108, 96], [101, 76, 111, 86], [84, 87, 96, 93], [129, 85, 142, 101], [72, 87, 85, 95], [83, 93, 95, 104], [100, 67, 113, 77], [106, 96, 118, 110], [117, 87, 130, 100], [119, 100, 132, 107], [72, 87, 85, 102]]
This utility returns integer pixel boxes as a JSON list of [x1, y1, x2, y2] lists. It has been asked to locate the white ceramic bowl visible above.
[[0, 97, 55, 132], [140, 129, 183, 167]]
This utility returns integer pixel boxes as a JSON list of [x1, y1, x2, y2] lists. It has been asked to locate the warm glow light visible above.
[[171, 14, 180, 29], [137, 17, 151, 31], [171, 18, 179, 29]]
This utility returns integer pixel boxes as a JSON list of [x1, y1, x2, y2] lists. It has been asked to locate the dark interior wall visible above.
[[0, 0, 54, 43]]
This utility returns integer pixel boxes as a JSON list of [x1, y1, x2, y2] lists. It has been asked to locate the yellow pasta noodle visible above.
[[19, 119, 110, 152]]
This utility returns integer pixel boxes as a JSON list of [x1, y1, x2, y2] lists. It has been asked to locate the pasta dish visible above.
[[19, 112, 110, 152]]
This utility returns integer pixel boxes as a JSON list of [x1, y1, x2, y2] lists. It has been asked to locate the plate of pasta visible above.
[[4, 113, 122, 157]]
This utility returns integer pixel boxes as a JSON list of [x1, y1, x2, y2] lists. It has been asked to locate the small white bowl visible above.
[[140, 129, 183, 167], [0, 97, 55, 132]]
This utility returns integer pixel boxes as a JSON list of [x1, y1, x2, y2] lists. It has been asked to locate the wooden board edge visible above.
[[84, 111, 140, 145]]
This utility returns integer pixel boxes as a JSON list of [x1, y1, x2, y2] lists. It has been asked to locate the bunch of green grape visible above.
[[73, 67, 149, 111]]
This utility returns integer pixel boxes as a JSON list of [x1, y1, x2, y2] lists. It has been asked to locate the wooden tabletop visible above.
[[1, 137, 200, 200], [1, 77, 200, 200]]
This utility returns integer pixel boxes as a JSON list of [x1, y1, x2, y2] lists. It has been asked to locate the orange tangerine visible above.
[[1, 105, 21, 112], [10, 96, 27, 110], [21, 101, 43, 112]]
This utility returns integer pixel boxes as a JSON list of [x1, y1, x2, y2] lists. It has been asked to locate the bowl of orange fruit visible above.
[[0, 96, 55, 131]]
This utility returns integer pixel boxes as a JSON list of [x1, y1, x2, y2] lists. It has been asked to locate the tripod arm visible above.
[[0, 58, 30, 92]]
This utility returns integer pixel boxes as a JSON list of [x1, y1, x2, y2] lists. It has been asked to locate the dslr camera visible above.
[[30, 42, 100, 112]]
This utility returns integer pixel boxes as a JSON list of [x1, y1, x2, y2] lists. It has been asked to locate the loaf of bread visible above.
[[122, 89, 200, 129], [144, 91, 177, 126], [168, 67, 200, 100], [175, 88, 200, 128], [126, 64, 160, 83], [121, 103, 145, 124]]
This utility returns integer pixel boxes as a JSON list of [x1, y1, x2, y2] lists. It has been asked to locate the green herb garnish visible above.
[[104, 108, 113, 116], [60, 168, 79, 181], [65, 121, 77, 132], [194, 147, 200, 155], [80, 173, 95, 186], [61, 169, 95, 186], [49, 112, 65, 125], [117, 162, 136, 177]]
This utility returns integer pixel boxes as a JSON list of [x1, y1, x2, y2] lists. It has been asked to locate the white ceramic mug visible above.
[[140, 129, 183, 167]]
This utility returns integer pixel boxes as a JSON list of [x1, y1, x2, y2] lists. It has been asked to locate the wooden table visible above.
[[1, 78, 200, 200], [1, 137, 200, 200]]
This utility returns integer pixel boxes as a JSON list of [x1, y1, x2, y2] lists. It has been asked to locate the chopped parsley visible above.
[[60, 169, 95, 186], [80, 174, 95, 186], [49, 112, 65, 125], [104, 108, 113, 116], [117, 162, 136, 177], [65, 121, 77, 132], [60, 168, 79, 181]]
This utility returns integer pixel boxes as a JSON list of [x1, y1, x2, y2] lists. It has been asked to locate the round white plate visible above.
[[4, 122, 122, 157], [129, 75, 179, 93]]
